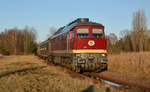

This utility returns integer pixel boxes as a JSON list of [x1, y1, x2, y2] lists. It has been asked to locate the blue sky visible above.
[[0, 0, 150, 42]]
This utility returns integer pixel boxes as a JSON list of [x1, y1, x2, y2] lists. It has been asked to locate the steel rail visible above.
[[89, 72, 150, 91]]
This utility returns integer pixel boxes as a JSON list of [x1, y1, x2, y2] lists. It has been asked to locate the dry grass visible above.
[[0, 55, 127, 92], [108, 52, 150, 80], [0, 54, 2, 59]]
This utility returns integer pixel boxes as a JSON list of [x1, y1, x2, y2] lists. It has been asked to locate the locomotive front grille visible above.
[[75, 53, 107, 72], [88, 53, 95, 60], [78, 59, 86, 64]]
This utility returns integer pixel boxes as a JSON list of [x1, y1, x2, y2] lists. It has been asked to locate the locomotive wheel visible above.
[[53, 56, 57, 65], [48, 55, 54, 63], [54, 56, 61, 65]]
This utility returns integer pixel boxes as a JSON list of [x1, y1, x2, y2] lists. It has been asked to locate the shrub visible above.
[[0, 47, 10, 55]]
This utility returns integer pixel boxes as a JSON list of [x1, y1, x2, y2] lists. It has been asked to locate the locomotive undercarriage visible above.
[[47, 53, 107, 73], [72, 53, 107, 72]]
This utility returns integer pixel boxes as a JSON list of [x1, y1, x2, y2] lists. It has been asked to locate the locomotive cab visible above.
[[72, 25, 107, 72]]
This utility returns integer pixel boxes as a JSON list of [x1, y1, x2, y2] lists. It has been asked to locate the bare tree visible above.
[[107, 33, 118, 45], [48, 27, 57, 37], [23, 27, 37, 54], [119, 29, 132, 51], [0, 27, 37, 55], [107, 33, 118, 53], [131, 9, 148, 52]]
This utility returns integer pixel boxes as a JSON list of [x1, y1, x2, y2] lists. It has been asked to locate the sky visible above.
[[0, 0, 150, 42]]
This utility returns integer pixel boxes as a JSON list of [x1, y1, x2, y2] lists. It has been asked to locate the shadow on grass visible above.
[[69, 73, 85, 80], [7, 62, 38, 66], [82, 85, 111, 92], [82, 85, 94, 92], [0, 66, 47, 78]]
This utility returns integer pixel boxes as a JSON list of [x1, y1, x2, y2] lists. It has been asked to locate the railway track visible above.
[[84, 72, 150, 91], [41, 57, 150, 92]]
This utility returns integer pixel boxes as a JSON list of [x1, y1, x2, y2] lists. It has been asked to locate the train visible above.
[[37, 18, 107, 72]]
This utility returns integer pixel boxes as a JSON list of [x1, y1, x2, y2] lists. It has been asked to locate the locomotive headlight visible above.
[[101, 54, 105, 56], [101, 53, 107, 57], [76, 53, 81, 57]]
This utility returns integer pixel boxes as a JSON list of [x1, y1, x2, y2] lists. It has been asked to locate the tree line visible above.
[[107, 9, 150, 53], [0, 27, 37, 55], [0, 9, 149, 55]]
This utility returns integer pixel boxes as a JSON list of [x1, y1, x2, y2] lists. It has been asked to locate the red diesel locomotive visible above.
[[37, 18, 107, 72]]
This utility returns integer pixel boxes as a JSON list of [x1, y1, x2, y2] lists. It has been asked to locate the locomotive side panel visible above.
[[37, 40, 49, 58]]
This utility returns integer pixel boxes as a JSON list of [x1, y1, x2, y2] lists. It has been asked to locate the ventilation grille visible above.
[[76, 18, 89, 22]]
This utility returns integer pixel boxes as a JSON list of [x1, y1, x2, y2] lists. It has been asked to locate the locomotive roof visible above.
[[50, 18, 104, 39], [40, 39, 49, 46], [76, 22, 103, 26]]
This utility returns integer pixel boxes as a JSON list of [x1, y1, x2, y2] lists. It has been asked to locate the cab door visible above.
[[70, 31, 75, 50]]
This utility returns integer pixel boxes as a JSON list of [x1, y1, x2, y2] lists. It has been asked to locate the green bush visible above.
[[0, 47, 10, 55], [27, 41, 37, 54]]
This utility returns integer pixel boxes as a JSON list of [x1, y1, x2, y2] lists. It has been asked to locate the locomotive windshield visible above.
[[77, 28, 89, 38], [92, 28, 103, 38]]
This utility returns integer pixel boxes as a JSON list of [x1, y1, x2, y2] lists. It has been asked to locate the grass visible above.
[[108, 52, 150, 80], [0, 55, 145, 92], [0, 55, 123, 92]]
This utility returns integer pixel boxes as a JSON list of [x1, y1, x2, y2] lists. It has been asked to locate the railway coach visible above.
[[37, 18, 107, 72]]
